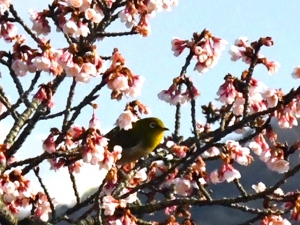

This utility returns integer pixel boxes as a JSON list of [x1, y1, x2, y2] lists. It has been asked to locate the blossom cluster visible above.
[[158, 76, 200, 105], [0, 170, 51, 221], [171, 31, 228, 73], [119, 0, 178, 37]]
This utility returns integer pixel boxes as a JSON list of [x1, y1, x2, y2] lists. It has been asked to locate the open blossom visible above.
[[62, 20, 78, 35], [171, 178, 194, 196], [226, 140, 252, 166], [234, 37, 249, 47], [210, 164, 241, 184], [85, 8, 103, 23], [158, 78, 200, 105], [252, 182, 266, 193], [0, 0, 10, 15], [229, 45, 243, 61], [277, 112, 298, 129], [193, 37, 228, 74], [125, 75, 145, 97], [262, 89, 279, 108], [82, 132, 109, 165], [266, 158, 289, 174], [115, 110, 138, 130], [171, 38, 188, 56], [201, 146, 220, 158], [11, 59, 29, 77], [118, 10, 136, 28], [263, 59, 280, 75], [101, 195, 120, 216], [35, 192, 53, 221], [0, 21, 18, 42], [76, 23, 90, 37], [29, 10, 51, 36], [75, 62, 97, 83]]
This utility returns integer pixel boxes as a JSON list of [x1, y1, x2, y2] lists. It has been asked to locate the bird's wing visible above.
[[105, 126, 141, 150]]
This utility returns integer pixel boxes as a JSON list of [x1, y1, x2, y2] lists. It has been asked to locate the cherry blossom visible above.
[[217, 76, 238, 105], [171, 178, 194, 196], [115, 110, 138, 130], [171, 38, 188, 56], [266, 158, 289, 174], [252, 182, 266, 193], [29, 10, 51, 36], [0, 0, 10, 15]]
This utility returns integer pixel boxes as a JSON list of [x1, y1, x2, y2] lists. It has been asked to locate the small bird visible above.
[[105, 117, 168, 165]]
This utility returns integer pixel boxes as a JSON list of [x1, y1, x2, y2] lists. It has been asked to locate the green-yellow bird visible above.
[[105, 117, 168, 165]]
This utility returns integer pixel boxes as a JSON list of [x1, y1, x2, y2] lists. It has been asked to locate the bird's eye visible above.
[[149, 122, 156, 128]]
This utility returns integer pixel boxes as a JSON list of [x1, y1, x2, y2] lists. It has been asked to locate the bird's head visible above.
[[132, 117, 168, 148]]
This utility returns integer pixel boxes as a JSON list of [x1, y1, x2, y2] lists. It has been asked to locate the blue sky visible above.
[[3, 0, 300, 205]]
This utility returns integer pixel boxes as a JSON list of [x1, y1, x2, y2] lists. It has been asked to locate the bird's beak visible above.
[[163, 127, 169, 131]]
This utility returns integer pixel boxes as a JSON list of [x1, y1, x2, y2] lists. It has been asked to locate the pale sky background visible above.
[[1, 0, 300, 211]]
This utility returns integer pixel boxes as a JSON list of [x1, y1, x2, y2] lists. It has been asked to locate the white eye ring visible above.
[[149, 122, 156, 128]]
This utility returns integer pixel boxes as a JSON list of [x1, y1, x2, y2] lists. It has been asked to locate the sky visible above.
[[2, 0, 300, 209]]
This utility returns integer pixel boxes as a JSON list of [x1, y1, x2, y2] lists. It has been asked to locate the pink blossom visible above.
[[0, 151, 6, 165], [277, 112, 298, 129], [252, 182, 266, 193], [232, 94, 245, 115], [222, 164, 241, 182], [42, 133, 57, 154], [209, 169, 224, 184], [85, 8, 103, 23], [248, 141, 263, 156], [217, 79, 238, 104], [31, 55, 51, 72], [212, 36, 229, 55], [67, 0, 83, 8], [234, 37, 249, 47], [134, 168, 148, 182], [263, 59, 280, 74], [119, 10, 135, 28], [229, 45, 243, 61], [259, 149, 271, 162], [172, 178, 194, 196], [101, 195, 119, 216], [68, 160, 83, 174], [11, 59, 29, 77], [201, 146, 220, 158], [158, 90, 172, 103], [194, 61, 209, 74], [266, 158, 289, 174], [171, 38, 187, 56], [0, 21, 17, 42], [76, 23, 90, 37], [262, 89, 279, 108], [108, 75, 129, 92], [0, 0, 10, 14], [115, 110, 138, 130], [62, 20, 78, 35], [35, 192, 52, 221], [75, 62, 97, 83], [29, 10, 51, 36], [125, 75, 145, 97], [226, 140, 252, 166]]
